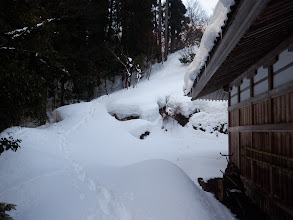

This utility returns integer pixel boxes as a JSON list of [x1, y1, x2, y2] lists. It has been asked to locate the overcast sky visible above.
[[182, 0, 218, 16]]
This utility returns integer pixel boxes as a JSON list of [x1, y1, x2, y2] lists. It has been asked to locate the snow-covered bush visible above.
[[158, 95, 200, 128], [193, 122, 228, 136], [179, 46, 197, 64]]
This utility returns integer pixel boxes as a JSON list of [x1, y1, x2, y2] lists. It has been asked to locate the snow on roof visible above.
[[183, 0, 235, 95]]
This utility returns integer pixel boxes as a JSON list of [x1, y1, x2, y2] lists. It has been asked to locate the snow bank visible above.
[[183, 0, 235, 94], [107, 159, 233, 220], [0, 51, 234, 220]]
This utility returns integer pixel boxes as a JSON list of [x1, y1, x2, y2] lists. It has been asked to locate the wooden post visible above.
[[237, 85, 241, 104], [250, 75, 254, 98], [268, 65, 274, 90], [218, 180, 224, 201]]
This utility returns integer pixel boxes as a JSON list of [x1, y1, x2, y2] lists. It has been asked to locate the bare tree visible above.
[[186, 0, 210, 26], [178, 0, 209, 64]]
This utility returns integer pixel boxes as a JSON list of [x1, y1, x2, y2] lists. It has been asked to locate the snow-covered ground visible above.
[[0, 52, 235, 220]]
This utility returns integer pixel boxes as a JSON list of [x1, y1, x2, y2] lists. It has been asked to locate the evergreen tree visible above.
[[169, 0, 187, 53], [0, 0, 178, 131]]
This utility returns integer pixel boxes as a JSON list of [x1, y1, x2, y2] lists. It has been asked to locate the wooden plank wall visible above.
[[228, 48, 293, 218]]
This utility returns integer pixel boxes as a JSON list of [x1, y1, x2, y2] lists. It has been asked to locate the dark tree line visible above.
[[0, 0, 208, 132]]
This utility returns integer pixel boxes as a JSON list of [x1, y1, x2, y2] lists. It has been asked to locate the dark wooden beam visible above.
[[229, 79, 293, 111], [228, 123, 293, 132]]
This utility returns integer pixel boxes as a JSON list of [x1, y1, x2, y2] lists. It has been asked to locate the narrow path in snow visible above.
[[56, 103, 131, 220]]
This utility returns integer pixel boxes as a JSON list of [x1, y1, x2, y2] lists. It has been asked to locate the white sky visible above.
[[182, 0, 218, 16]]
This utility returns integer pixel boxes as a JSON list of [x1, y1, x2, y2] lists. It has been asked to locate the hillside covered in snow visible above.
[[0, 52, 234, 220]]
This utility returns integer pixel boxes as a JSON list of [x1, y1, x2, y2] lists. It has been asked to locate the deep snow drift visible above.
[[0, 52, 234, 220]]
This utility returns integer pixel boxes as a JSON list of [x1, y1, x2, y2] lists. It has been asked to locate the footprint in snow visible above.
[[80, 193, 85, 200]]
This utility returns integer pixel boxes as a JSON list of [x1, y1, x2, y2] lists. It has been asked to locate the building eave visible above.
[[191, 0, 293, 100]]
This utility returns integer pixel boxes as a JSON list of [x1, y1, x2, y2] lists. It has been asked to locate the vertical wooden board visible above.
[[290, 92, 293, 122], [253, 132, 269, 151], [262, 102, 265, 124], [240, 132, 251, 178], [253, 101, 271, 125], [252, 160, 256, 183], [272, 98, 275, 124], [284, 95, 288, 122], [240, 132, 251, 147], [266, 100, 270, 124], [236, 132, 240, 167], [240, 107, 250, 126], [273, 169, 282, 200], [269, 166, 273, 196], [289, 133, 293, 158], [230, 132, 239, 166], [229, 109, 239, 127], [275, 96, 280, 123], [281, 95, 286, 123], [262, 164, 270, 193], [272, 96, 278, 123], [288, 173, 292, 204], [272, 132, 280, 156], [272, 93, 293, 124], [268, 98, 272, 124], [250, 103, 254, 125], [236, 109, 239, 127], [253, 103, 256, 124], [239, 108, 244, 126], [288, 92, 293, 122]]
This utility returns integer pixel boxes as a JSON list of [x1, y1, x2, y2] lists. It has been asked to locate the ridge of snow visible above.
[[183, 0, 235, 94]]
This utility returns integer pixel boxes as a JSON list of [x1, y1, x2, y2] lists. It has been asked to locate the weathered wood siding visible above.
[[228, 46, 293, 218]]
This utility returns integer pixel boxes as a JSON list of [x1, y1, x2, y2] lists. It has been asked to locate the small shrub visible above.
[[0, 202, 16, 219], [0, 136, 21, 155], [179, 53, 195, 64]]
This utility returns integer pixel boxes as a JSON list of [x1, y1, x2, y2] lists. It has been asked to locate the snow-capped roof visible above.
[[183, 0, 235, 95], [184, 0, 293, 100]]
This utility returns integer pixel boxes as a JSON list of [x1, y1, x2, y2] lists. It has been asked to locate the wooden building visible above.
[[188, 0, 293, 218]]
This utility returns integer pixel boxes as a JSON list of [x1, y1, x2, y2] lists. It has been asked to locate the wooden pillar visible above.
[[237, 85, 241, 104], [250, 74, 255, 97]]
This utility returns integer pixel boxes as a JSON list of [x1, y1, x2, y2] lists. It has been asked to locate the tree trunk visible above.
[[170, 27, 175, 53], [125, 72, 129, 89], [104, 76, 108, 95], [158, 0, 162, 63], [60, 79, 64, 106], [107, 0, 114, 39], [164, 0, 169, 61]]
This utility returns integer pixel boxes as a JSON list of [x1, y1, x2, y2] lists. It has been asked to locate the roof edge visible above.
[[191, 0, 270, 100]]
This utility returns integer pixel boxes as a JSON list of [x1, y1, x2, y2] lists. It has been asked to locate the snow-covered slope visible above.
[[0, 52, 234, 220]]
